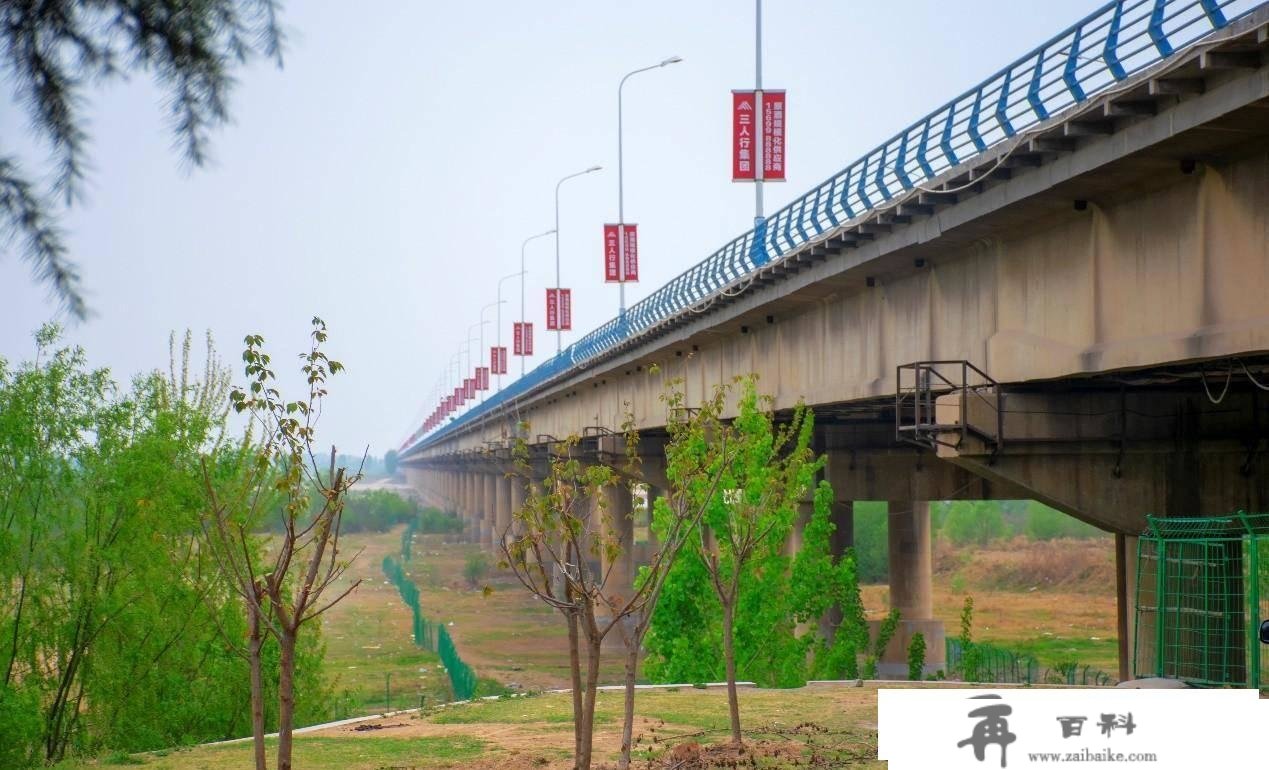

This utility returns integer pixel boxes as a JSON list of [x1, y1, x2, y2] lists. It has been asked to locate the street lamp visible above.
[[478, 302, 501, 403], [617, 56, 682, 320], [496, 270, 524, 392], [554, 165, 602, 354], [519, 229, 555, 377]]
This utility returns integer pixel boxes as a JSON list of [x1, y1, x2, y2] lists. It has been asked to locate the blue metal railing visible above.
[[405, 0, 1261, 454]]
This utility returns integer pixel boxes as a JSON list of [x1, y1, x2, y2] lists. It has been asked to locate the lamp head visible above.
[[661, 56, 683, 66]]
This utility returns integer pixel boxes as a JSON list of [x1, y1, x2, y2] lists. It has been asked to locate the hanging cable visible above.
[[1239, 359, 1269, 392], [1201, 365, 1232, 404]]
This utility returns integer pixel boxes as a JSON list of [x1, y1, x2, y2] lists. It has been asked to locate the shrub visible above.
[[463, 551, 491, 587], [907, 633, 927, 681]]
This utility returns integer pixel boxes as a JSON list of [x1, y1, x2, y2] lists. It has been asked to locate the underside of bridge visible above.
[[403, 14, 1269, 683]]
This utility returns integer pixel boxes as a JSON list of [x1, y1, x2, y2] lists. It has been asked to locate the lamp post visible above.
[[520, 229, 555, 377], [754, 0, 764, 226], [617, 56, 682, 320], [478, 302, 501, 403], [554, 165, 602, 354], [464, 323, 484, 411], [496, 271, 524, 392]]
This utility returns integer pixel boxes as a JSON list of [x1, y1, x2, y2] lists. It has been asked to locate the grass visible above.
[[59, 687, 882, 769]]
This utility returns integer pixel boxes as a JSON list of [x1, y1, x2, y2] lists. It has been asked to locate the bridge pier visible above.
[[481, 472, 497, 549], [599, 483, 635, 598], [877, 500, 945, 677]]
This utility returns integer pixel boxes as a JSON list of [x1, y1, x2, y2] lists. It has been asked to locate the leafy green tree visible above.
[[1024, 501, 1101, 540], [384, 449, 399, 476], [851, 502, 889, 583], [1, 1, 284, 317], [0, 326, 341, 766], [680, 377, 820, 745], [941, 500, 1007, 545]]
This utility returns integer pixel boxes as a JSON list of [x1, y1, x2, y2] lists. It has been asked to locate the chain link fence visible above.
[[382, 553, 478, 701]]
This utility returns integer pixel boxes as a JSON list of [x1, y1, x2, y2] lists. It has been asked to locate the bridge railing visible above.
[[406, 0, 1260, 454]]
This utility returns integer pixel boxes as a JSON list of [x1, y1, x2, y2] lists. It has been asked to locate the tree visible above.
[[501, 414, 725, 770], [683, 377, 821, 745], [612, 392, 729, 770], [1, 325, 345, 766], [0, 0, 284, 317], [201, 317, 363, 770], [384, 449, 399, 476]]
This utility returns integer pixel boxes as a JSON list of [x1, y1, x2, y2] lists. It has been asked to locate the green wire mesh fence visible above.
[[1134, 512, 1268, 688], [382, 553, 478, 701]]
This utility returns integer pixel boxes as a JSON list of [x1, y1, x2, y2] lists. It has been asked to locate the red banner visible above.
[[490, 346, 498, 372], [732, 91, 756, 181], [513, 323, 524, 355], [464, 378, 474, 400], [733, 90, 785, 182], [604, 224, 621, 282], [523, 322, 534, 356], [763, 90, 786, 181], [559, 288, 572, 331], [623, 224, 638, 282], [546, 289, 559, 330], [497, 347, 508, 374], [477, 367, 490, 390]]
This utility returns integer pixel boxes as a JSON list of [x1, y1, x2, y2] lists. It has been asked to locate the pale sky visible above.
[[0, 0, 1105, 456]]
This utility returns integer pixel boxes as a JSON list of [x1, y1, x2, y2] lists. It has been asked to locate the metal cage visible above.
[[1134, 513, 1269, 688]]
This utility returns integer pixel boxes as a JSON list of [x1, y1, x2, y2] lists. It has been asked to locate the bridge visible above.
[[399, 0, 1269, 680]]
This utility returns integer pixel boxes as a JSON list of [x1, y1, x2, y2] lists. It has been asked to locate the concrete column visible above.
[[508, 473, 527, 538], [600, 483, 635, 596], [465, 472, 478, 543], [494, 473, 511, 549], [1116, 533, 1139, 681], [877, 500, 945, 677], [480, 473, 495, 548], [887, 501, 933, 620]]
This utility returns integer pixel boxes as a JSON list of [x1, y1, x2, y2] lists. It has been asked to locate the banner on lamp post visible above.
[[490, 346, 498, 372], [513, 323, 524, 355], [546, 289, 559, 330], [478, 367, 490, 390], [762, 90, 786, 180], [622, 224, 638, 282], [604, 224, 621, 282], [732, 91, 756, 181], [498, 347, 508, 374], [732, 89, 786, 182], [523, 322, 534, 356], [559, 289, 572, 331]]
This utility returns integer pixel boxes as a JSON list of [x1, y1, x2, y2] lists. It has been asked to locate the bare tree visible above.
[[500, 399, 731, 770], [200, 317, 363, 770]]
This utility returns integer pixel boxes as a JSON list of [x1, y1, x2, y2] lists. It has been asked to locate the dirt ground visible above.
[[320, 528, 1121, 720], [310, 686, 883, 769]]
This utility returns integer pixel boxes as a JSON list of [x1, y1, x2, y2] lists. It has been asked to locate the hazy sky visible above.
[[1, 0, 1105, 456]]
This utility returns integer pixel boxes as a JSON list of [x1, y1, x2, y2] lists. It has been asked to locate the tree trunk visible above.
[[578, 636, 603, 770], [276, 629, 297, 770], [721, 600, 742, 745], [617, 629, 640, 770], [248, 602, 267, 770], [566, 609, 583, 768]]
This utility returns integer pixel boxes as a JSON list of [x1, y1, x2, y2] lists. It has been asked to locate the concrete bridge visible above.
[[400, 1, 1269, 679]]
